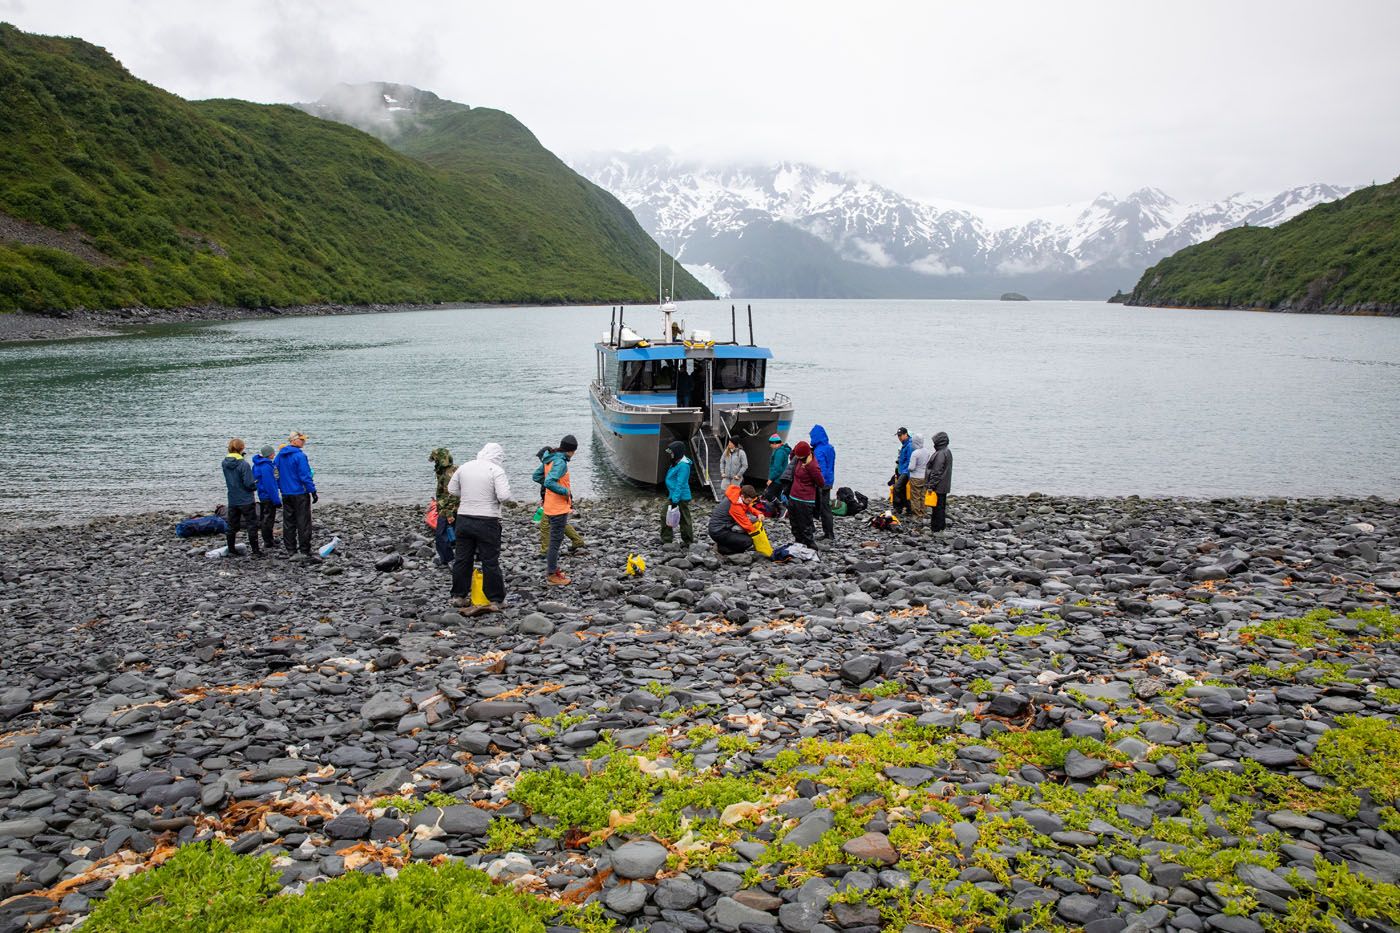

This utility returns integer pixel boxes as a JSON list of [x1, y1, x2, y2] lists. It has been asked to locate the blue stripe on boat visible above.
[[617, 393, 678, 406]]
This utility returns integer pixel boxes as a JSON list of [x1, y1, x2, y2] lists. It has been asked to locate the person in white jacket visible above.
[[448, 443, 511, 613], [907, 434, 932, 520]]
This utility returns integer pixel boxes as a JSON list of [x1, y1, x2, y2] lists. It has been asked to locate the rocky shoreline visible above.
[[0, 303, 470, 343], [1, 495, 1399, 932]]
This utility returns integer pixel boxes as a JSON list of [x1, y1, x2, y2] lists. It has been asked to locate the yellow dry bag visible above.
[[924, 490, 939, 507], [471, 570, 489, 606], [749, 522, 773, 557]]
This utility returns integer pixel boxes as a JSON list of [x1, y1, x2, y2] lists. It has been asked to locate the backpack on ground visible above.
[[869, 510, 901, 531], [176, 515, 229, 537], [836, 487, 869, 516]]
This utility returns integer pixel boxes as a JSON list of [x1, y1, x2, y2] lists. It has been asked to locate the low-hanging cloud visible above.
[[5, 0, 1398, 207]]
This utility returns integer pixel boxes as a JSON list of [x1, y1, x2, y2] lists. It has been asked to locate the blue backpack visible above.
[[176, 515, 229, 537]]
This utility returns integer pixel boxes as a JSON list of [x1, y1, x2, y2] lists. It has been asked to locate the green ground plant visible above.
[[82, 841, 614, 932]]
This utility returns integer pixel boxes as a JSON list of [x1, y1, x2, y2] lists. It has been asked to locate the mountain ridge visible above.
[[573, 149, 1353, 299], [0, 27, 704, 314]]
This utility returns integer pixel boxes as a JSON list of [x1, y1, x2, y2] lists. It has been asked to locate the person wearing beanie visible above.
[[532, 435, 578, 585], [221, 438, 260, 557], [763, 433, 792, 505], [707, 483, 763, 556], [660, 440, 694, 547], [252, 444, 281, 550], [785, 440, 824, 548], [719, 436, 747, 491]]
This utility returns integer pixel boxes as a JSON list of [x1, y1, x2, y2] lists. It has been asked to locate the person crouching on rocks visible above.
[[785, 441, 824, 549], [252, 445, 280, 551], [533, 434, 577, 586], [661, 441, 695, 548], [429, 447, 457, 568], [448, 442, 510, 614], [221, 438, 260, 557], [708, 484, 763, 556], [925, 431, 953, 534], [274, 431, 317, 561]]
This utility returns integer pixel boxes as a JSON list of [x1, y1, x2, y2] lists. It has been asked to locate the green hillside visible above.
[[0, 25, 707, 313], [297, 82, 706, 303], [1124, 177, 1400, 314]]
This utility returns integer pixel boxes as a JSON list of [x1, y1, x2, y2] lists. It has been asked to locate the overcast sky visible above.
[[5, 0, 1398, 207]]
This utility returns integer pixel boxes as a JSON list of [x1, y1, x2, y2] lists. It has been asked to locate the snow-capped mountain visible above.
[[572, 150, 1353, 299]]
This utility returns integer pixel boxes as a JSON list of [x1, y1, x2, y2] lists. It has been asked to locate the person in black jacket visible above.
[[925, 431, 953, 533]]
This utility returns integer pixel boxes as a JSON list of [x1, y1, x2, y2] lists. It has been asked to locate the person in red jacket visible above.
[[707, 484, 763, 555], [785, 441, 824, 548]]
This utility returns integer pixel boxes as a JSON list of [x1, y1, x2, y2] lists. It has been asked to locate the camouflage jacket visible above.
[[430, 448, 459, 517]]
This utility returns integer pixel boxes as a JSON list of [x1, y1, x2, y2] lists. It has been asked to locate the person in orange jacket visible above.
[[707, 484, 763, 556]]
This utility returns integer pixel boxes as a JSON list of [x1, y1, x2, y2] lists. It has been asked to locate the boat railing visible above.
[[592, 383, 685, 414]]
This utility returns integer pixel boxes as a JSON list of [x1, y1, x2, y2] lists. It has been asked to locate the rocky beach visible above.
[[1, 495, 1399, 932]]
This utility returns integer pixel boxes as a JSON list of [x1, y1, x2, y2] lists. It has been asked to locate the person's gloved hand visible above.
[[311, 491, 319, 504]]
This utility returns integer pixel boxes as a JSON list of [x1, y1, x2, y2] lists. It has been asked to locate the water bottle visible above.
[[318, 536, 341, 558]]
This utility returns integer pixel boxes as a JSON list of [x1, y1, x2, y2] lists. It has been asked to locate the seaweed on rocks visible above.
[[0, 496, 1398, 931]]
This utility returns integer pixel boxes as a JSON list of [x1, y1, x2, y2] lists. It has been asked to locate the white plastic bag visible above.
[[666, 505, 681, 529]]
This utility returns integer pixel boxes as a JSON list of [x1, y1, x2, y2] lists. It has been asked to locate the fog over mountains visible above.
[[574, 150, 1353, 299]]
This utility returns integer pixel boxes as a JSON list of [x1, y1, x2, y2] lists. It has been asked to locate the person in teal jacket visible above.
[[764, 433, 791, 499], [660, 441, 694, 546]]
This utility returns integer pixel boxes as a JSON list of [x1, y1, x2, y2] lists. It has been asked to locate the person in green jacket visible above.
[[761, 433, 791, 510]]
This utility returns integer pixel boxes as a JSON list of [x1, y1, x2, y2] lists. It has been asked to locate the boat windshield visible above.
[[620, 360, 678, 392], [714, 358, 766, 390]]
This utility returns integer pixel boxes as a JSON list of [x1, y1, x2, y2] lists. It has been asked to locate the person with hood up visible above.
[[708, 484, 763, 555], [447, 443, 511, 612], [719, 437, 747, 490], [925, 431, 953, 533], [252, 445, 280, 550], [532, 434, 577, 585], [785, 440, 824, 548], [429, 448, 458, 567], [660, 440, 694, 547], [891, 427, 913, 516], [906, 434, 931, 521], [809, 425, 837, 540], [222, 438, 260, 557], [275, 432, 317, 560]]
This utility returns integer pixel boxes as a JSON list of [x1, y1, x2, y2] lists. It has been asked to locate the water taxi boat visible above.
[[589, 303, 794, 497]]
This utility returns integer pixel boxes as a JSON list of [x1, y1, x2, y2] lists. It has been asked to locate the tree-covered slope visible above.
[[0, 25, 705, 313], [1125, 177, 1400, 314], [298, 82, 707, 303]]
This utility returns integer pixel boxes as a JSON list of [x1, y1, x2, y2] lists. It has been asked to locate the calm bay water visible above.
[[1, 299, 1398, 524]]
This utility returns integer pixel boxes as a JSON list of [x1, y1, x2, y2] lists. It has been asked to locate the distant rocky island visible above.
[[1000, 292, 1029, 301], [1122, 176, 1399, 316]]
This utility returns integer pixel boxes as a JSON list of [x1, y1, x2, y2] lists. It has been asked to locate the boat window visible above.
[[714, 359, 765, 391], [620, 360, 678, 392]]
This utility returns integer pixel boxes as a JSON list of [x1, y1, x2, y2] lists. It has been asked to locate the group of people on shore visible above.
[[219, 424, 951, 610], [219, 432, 318, 559], [659, 423, 952, 558]]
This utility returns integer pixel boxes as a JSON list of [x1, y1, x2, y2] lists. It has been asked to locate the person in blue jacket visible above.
[[891, 427, 913, 516], [660, 440, 694, 547], [221, 438, 260, 557], [252, 445, 281, 550], [809, 424, 837, 540], [274, 431, 318, 559]]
